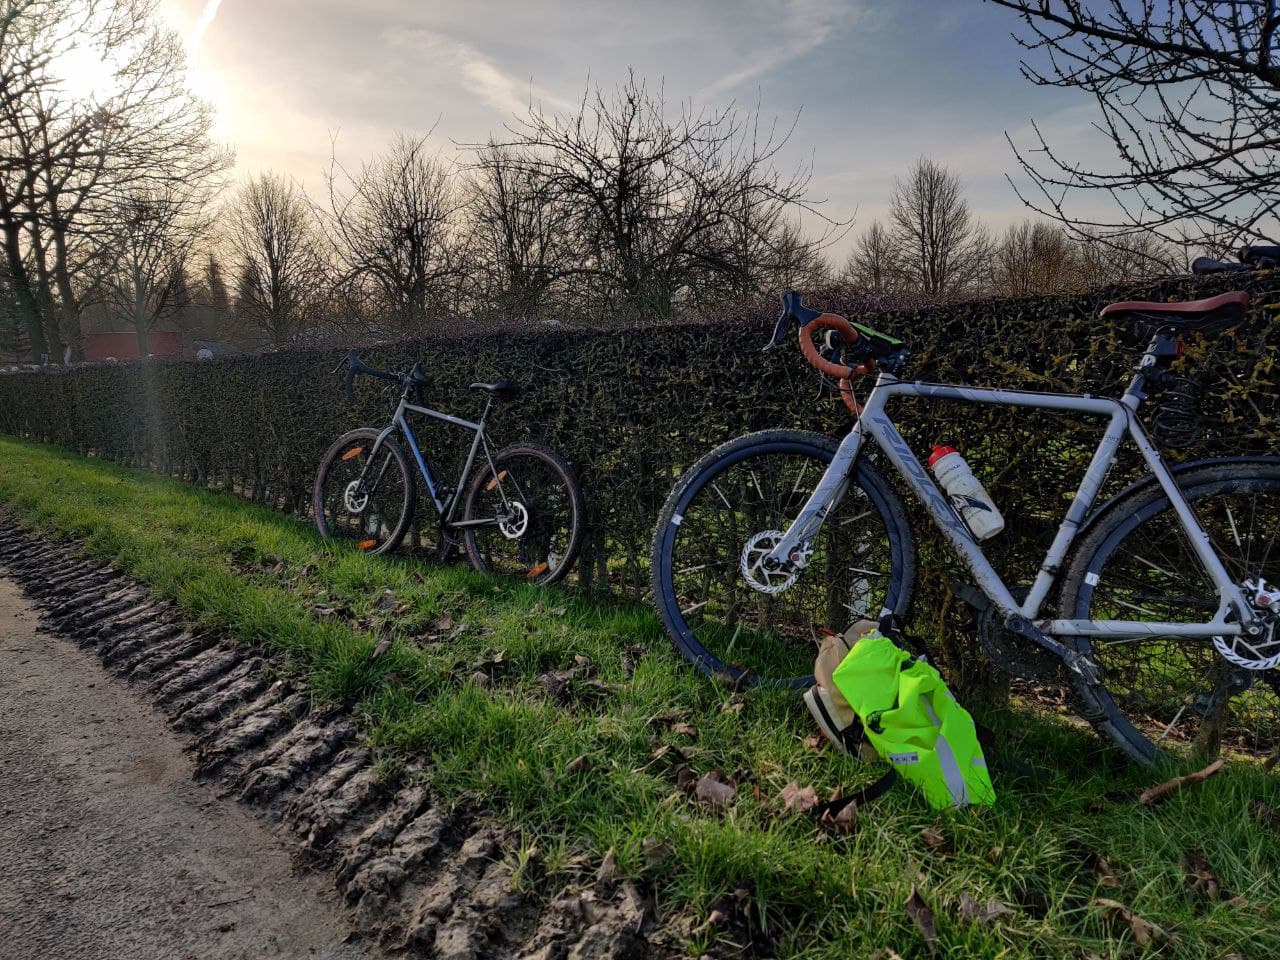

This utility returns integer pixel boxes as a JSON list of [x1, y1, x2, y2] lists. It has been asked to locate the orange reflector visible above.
[[341, 446, 364, 461], [485, 469, 509, 491], [526, 562, 549, 578], [357, 539, 377, 550]]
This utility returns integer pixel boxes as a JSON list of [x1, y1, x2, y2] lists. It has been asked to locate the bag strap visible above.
[[813, 768, 898, 820]]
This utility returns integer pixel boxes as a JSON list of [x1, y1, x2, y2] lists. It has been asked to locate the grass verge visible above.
[[1, 435, 1277, 959]]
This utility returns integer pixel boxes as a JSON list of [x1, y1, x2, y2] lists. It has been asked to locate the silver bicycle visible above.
[[650, 291, 1280, 762]]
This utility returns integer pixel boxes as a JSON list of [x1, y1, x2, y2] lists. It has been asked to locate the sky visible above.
[[146, 0, 1115, 261]]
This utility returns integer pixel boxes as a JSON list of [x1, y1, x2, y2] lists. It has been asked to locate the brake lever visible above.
[[763, 311, 792, 352]]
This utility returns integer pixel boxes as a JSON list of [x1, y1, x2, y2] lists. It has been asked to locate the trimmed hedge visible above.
[[3, 274, 1278, 680]]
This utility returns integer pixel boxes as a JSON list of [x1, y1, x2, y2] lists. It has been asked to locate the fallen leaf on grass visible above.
[[904, 888, 938, 954], [648, 709, 693, 727], [411, 570, 425, 583], [818, 802, 856, 834], [565, 754, 592, 775], [469, 670, 490, 687], [802, 733, 825, 751], [720, 694, 746, 715], [370, 638, 392, 659], [1182, 850, 1221, 899], [1138, 758, 1225, 805], [597, 847, 617, 883], [670, 722, 698, 737], [984, 845, 1003, 864], [778, 781, 819, 814], [1089, 853, 1122, 889], [642, 837, 673, 867], [690, 909, 726, 937], [694, 772, 736, 807], [1093, 898, 1171, 946], [957, 892, 1013, 924], [920, 827, 950, 853]]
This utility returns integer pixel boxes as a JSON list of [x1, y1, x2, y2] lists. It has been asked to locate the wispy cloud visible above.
[[388, 28, 572, 119], [699, 0, 855, 99], [188, 0, 224, 55]]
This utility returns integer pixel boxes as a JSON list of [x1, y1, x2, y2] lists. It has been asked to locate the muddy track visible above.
[[0, 519, 656, 960]]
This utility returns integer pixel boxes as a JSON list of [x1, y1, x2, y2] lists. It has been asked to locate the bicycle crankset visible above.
[[977, 600, 1061, 680]]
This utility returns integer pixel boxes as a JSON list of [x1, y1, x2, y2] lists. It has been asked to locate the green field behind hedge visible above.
[[2, 436, 1278, 959]]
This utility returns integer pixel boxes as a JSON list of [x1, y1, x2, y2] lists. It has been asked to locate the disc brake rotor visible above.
[[1214, 578, 1280, 670], [498, 501, 529, 540], [740, 530, 809, 595], [343, 479, 369, 513]]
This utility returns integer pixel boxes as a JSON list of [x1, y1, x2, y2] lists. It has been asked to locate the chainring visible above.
[[977, 601, 1061, 681]]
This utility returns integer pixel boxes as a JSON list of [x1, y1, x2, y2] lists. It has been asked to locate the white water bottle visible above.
[[928, 445, 1005, 540]]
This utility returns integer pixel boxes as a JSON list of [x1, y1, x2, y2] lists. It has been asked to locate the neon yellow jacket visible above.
[[832, 633, 995, 809]]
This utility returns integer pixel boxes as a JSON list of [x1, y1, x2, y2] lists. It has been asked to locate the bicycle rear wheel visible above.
[[461, 442, 585, 585], [1060, 460, 1280, 762], [313, 428, 416, 556], [650, 429, 916, 686]]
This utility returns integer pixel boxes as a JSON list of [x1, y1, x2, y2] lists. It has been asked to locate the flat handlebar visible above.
[[335, 350, 411, 403]]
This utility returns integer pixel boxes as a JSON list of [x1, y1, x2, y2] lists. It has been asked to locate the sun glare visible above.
[[49, 43, 121, 104]]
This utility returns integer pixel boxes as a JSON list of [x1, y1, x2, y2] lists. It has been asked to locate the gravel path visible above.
[[0, 576, 376, 960]]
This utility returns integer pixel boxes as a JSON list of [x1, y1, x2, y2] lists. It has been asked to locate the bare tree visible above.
[[989, 220, 1081, 295], [227, 174, 327, 347], [993, 1, 1280, 247], [466, 141, 572, 322], [95, 183, 212, 354], [844, 220, 900, 293], [888, 156, 987, 297], [487, 74, 840, 323], [324, 133, 464, 334], [1074, 229, 1181, 288], [0, 0, 228, 361]]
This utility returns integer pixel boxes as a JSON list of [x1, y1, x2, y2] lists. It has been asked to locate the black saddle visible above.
[[469, 379, 517, 401]]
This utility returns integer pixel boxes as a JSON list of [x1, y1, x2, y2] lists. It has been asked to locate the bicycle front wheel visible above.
[[313, 427, 416, 555], [1060, 460, 1280, 762], [461, 442, 585, 585], [650, 429, 916, 686]]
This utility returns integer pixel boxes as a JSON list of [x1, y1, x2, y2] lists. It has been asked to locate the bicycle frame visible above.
[[359, 392, 508, 531], [764, 345, 1256, 641]]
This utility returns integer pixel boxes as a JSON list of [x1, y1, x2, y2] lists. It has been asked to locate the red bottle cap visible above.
[[928, 445, 957, 468]]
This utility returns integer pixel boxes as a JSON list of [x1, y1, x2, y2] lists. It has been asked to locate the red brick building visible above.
[[82, 331, 185, 362]]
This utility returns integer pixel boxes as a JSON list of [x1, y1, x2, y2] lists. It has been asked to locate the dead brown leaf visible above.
[[778, 781, 819, 814], [597, 847, 617, 884], [818, 802, 857, 834], [1183, 850, 1221, 899], [694, 772, 737, 807], [984, 845, 1004, 864], [802, 733, 825, 751], [370, 638, 392, 660], [957, 891, 1013, 925], [1090, 853, 1121, 889], [670, 722, 698, 737], [642, 836, 674, 867], [1093, 898, 1170, 947], [904, 887, 938, 954], [690, 909, 726, 937], [1138, 758, 1225, 805], [469, 670, 490, 687], [565, 754, 592, 775], [920, 826, 950, 853]]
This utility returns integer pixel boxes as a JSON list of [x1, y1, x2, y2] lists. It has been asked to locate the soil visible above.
[[0, 522, 658, 959], [0, 575, 376, 960]]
